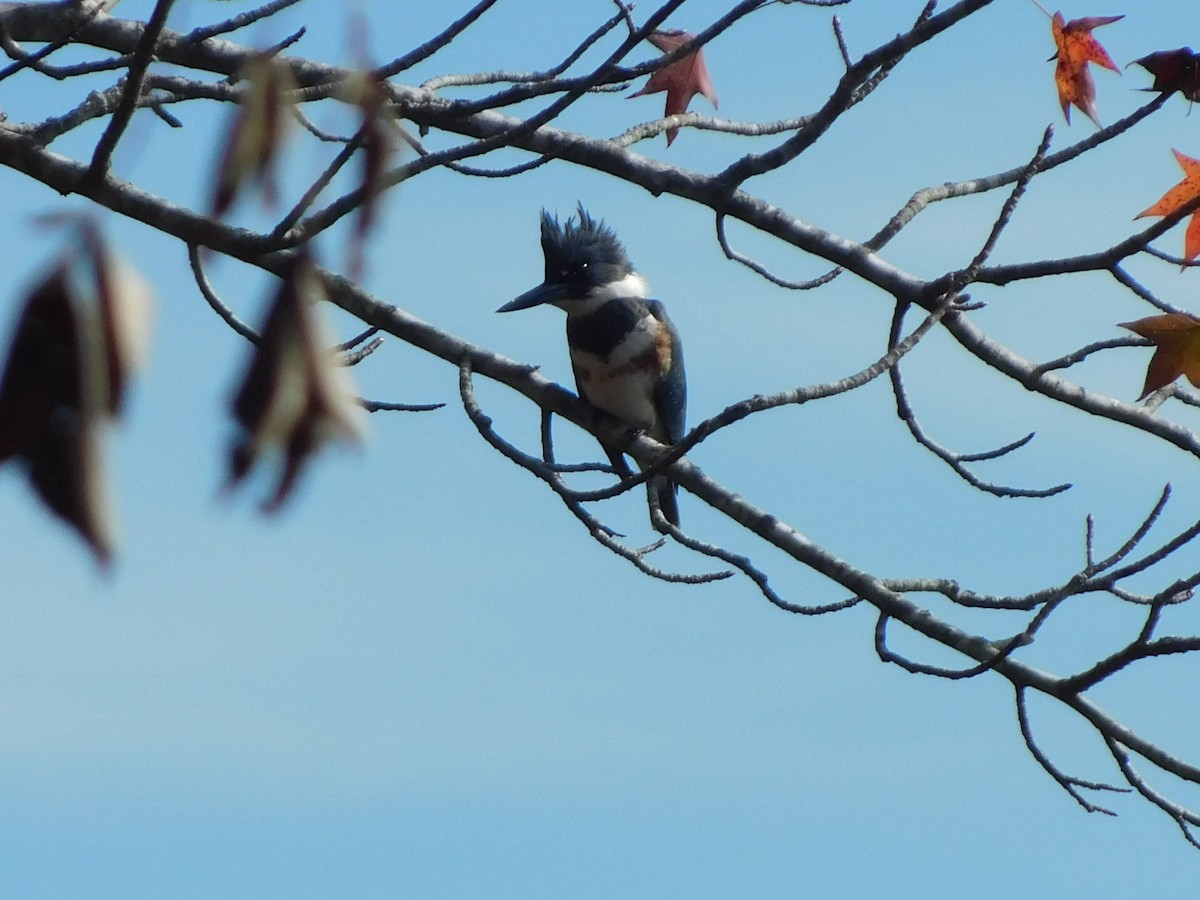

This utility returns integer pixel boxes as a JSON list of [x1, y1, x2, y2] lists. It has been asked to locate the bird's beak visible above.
[[497, 281, 566, 313]]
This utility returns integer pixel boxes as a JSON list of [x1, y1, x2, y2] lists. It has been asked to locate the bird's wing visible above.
[[646, 299, 686, 445]]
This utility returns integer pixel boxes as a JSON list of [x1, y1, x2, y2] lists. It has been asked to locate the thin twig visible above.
[[184, 0, 308, 44], [188, 244, 260, 343], [375, 0, 502, 79], [1018, 689, 1125, 815], [84, 0, 178, 186]]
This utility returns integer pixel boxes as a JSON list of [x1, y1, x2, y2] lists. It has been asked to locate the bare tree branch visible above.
[[5, 0, 1200, 852]]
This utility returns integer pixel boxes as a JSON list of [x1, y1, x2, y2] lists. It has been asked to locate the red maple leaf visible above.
[[1050, 12, 1122, 126], [1135, 149, 1200, 265], [629, 29, 718, 146]]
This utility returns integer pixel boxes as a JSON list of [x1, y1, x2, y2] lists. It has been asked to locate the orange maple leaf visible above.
[[1121, 313, 1200, 398], [1050, 12, 1122, 126], [1135, 149, 1200, 265], [629, 29, 719, 146]]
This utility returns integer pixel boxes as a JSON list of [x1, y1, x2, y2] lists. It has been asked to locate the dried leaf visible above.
[[1132, 47, 1200, 102], [629, 29, 719, 146], [227, 257, 366, 511], [1121, 312, 1200, 398], [0, 229, 154, 564], [338, 71, 401, 275], [212, 54, 297, 216]]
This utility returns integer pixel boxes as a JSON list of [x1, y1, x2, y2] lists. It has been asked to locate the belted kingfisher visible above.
[[498, 206, 686, 530]]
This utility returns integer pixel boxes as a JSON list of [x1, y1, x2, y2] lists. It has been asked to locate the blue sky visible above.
[[3, 0, 1200, 896]]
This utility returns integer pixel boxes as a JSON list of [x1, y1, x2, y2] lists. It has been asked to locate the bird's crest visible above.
[[539, 204, 632, 274]]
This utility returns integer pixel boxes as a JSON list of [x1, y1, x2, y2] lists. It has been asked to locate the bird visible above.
[[497, 205, 687, 530]]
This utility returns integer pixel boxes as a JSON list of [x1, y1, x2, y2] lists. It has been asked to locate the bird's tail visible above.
[[603, 445, 680, 530], [651, 474, 680, 531]]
